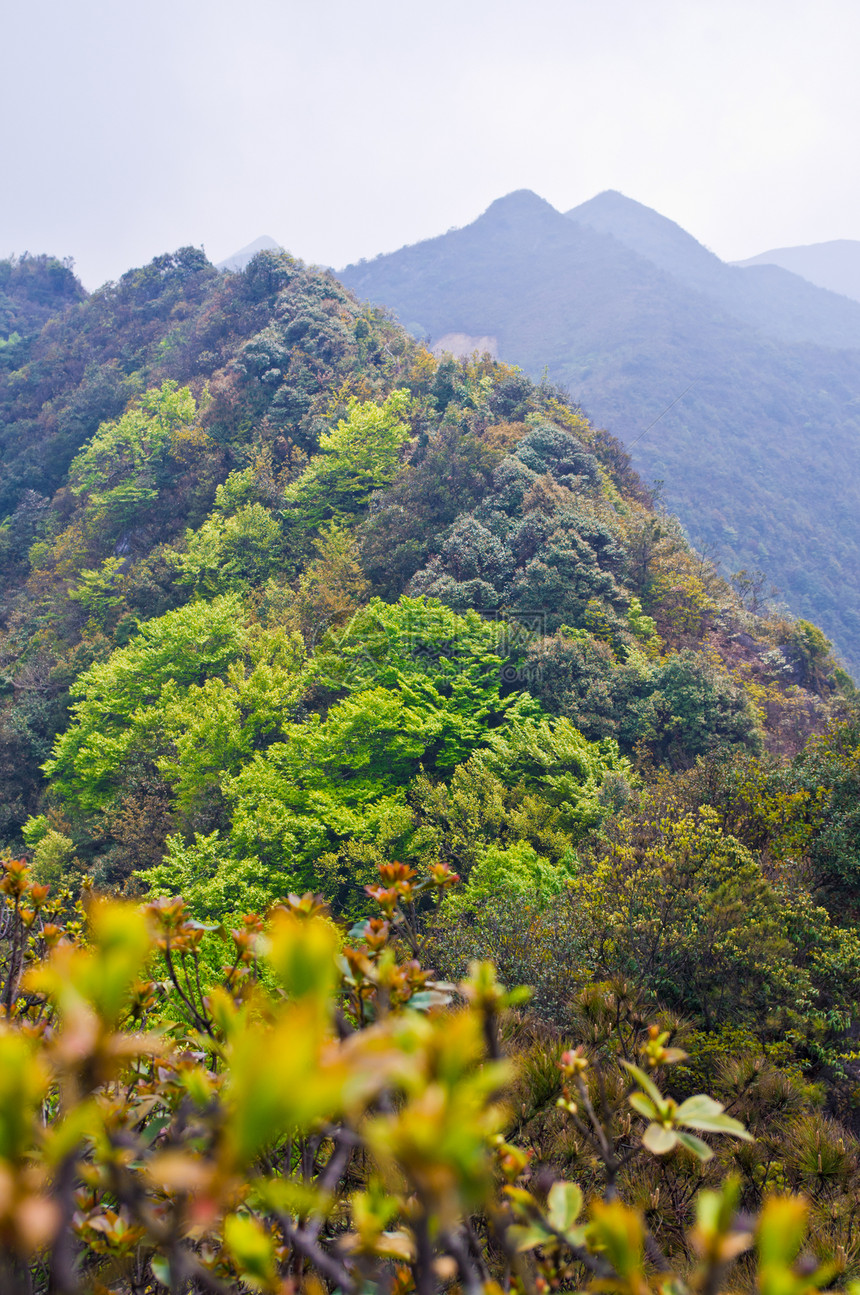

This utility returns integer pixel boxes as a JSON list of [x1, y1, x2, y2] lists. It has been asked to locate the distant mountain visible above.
[[567, 192, 860, 349], [337, 190, 860, 674], [736, 239, 860, 304], [217, 235, 283, 272]]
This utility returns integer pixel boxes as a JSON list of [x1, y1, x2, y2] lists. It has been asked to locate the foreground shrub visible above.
[[0, 857, 848, 1294]]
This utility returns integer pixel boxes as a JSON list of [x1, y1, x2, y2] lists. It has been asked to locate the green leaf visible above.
[[589, 1199, 644, 1279], [621, 1059, 664, 1106], [676, 1095, 753, 1139], [503, 1186, 537, 1210], [757, 1196, 809, 1271], [224, 1213, 276, 1283], [138, 1114, 171, 1148], [547, 1181, 583, 1232], [642, 1123, 677, 1155], [629, 1091, 660, 1120], [675, 1131, 714, 1162], [674, 1094, 722, 1121], [508, 1224, 551, 1253], [695, 1181, 742, 1236], [150, 1255, 171, 1287], [696, 1112, 753, 1140], [407, 989, 453, 1011]]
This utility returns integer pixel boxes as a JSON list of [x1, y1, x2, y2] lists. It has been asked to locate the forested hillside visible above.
[[338, 190, 860, 675], [0, 253, 85, 352], [3, 245, 860, 1292]]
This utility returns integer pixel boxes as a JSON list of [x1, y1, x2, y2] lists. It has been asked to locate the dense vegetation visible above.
[[1, 245, 860, 1291], [338, 189, 860, 676], [0, 254, 84, 359]]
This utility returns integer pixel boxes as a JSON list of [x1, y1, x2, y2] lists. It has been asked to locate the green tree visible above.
[[43, 594, 249, 812], [444, 838, 571, 913], [566, 801, 860, 1040], [179, 502, 285, 595], [313, 596, 538, 770], [284, 389, 412, 528], [68, 380, 198, 535]]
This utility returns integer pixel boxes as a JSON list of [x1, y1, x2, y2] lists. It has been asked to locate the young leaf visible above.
[[676, 1095, 753, 1140], [629, 1091, 660, 1121], [621, 1059, 665, 1106], [508, 1224, 552, 1253], [547, 1181, 583, 1233], [675, 1131, 714, 1162], [150, 1255, 171, 1287], [756, 1196, 808, 1268], [642, 1123, 678, 1155], [589, 1199, 645, 1280], [224, 1213, 276, 1286]]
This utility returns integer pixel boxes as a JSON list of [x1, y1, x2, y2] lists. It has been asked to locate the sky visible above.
[[4, 0, 860, 290]]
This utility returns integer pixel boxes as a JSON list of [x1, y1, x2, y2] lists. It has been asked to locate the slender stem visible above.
[[413, 1215, 435, 1295], [47, 1150, 80, 1295], [277, 1213, 356, 1293], [444, 1228, 482, 1295]]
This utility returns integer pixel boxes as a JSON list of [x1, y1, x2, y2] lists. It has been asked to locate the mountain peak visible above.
[[566, 191, 719, 273], [217, 235, 283, 273], [576, 188, 650, 212], [478, 190, 562, 228], [485, 189, 555, 212]]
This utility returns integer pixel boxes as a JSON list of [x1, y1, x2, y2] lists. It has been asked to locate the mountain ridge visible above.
[[736, 238, 860, 304], [566, 189, 860, 347]]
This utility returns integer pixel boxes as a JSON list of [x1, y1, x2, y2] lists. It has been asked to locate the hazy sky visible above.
[[5, 0, 860, 289]]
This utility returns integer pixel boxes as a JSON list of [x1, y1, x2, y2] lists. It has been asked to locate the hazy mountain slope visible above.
[[567, 190, 860, 348], [339, 190, 745, 372], [337, 192, 860, 674], [736, 239, 860, 304]]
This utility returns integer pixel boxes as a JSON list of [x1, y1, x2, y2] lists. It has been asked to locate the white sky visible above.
[[4, 0, 860, 289]]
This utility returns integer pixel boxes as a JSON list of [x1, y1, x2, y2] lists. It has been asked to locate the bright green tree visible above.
[[68, 380, 198, 533], [43, 595, 250, 811], [284, 389, 412, 527]]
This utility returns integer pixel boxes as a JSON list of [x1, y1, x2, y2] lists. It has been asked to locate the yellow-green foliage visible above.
[[0, 855, 843, 1295], [284, 389, 413, 527], [567, 802, 860, 1036], [68, 380, 199, 533]]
